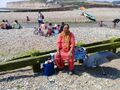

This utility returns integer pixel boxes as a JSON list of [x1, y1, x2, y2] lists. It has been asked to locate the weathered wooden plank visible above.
[[9, 38, 120, 61], [9, 50, 56, 61], [86, 42, 120, 53], [80, 38, 120, 47], [0, 54, 50, 72], [0, 41, 120, 73]]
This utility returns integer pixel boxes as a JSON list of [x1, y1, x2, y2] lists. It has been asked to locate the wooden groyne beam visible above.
[[0, 54, 50, 72], [0, 38, 120, 73]]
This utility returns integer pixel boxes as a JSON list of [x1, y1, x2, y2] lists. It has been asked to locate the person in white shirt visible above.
[[38, 12, 44, 27]]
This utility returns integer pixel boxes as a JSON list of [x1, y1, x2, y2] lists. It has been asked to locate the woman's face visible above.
[[63, 25, 69, 34]]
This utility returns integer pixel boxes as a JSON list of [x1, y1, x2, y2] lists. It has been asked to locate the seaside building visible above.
[[7, 0, 86, 9]]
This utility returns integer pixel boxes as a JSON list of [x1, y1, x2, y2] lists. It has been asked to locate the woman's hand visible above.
[[68, 51, 72, 57], [57, 49, 60, 56]]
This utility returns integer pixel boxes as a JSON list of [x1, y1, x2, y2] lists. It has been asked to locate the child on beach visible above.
[[47, 23, 53, 36], [40, 23, 47, 36], [53, 24, 59, 35]]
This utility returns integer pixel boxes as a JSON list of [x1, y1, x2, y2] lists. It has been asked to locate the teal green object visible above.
[[83, 12, 96, 22], [12, 23, 22, 29]]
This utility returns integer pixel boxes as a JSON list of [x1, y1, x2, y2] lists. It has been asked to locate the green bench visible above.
[[0, 38, 120, 73]]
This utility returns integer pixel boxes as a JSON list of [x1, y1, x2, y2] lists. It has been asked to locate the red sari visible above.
[[55, 31, 75, 70]]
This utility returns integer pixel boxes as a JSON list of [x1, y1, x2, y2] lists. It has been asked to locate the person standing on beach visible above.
[[26, 16, 30, 23], [38, 12, 44, 27], [54, 24, 75, 75], [112, 18, 120, 28], [59, 22, 65, 33]]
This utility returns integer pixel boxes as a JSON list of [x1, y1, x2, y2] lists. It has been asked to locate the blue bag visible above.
[[43, 60, 55, 76], [43, 53, 55, 76], [74, 47, 87, 61]]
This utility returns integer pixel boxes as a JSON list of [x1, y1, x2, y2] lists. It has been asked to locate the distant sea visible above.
[[0, 8, 10, 12]]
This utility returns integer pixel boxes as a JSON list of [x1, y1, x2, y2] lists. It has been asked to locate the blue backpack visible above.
[[74, 47, 87, 62], [43, 53, 55, 76]]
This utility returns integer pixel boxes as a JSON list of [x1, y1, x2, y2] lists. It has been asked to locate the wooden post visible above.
[[32, 62, 41, 73], [113, 48, 117, 53]]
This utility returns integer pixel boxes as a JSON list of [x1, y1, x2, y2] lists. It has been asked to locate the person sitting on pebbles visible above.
[[12, 20, 22, 29], [54, 24, 75, 75], [46, 23, 53, 37], [5, 20, 12, 29], [53, 24, 59, 35], [98, 21, 107, 27], [0, 20, 6, 29]]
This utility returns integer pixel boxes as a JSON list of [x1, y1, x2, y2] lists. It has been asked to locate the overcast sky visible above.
[[0, 0, 119, 8]]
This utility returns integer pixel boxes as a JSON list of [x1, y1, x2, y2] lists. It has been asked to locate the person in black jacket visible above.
[[59, 22, 65, 33], [112, 18, 120, 28]]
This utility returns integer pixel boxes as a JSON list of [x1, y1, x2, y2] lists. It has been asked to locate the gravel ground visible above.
[[0, 23, 120, 90], [0, 26, 120, 61], [0, 58, 120, 90]]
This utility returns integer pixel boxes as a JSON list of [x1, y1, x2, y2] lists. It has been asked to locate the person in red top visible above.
[[54, 24, 75, 75]]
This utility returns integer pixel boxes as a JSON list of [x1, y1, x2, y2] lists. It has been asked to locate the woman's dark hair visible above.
[[63, 24, 69, 29], [2, 20, 5, 22], [14, 20, 18, 23], [49, 23, 52, 26], [61, 22, 64, 25]]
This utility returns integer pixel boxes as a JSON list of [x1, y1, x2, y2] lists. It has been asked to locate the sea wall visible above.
[[7, 1, 60, 9]]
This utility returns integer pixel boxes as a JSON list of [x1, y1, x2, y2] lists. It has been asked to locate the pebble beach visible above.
[[0, 26, 120, 90], [0, 26, 120, 61]]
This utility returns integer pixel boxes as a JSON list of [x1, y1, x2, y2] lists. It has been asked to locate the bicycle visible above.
[[33, 27, 44, 36]]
